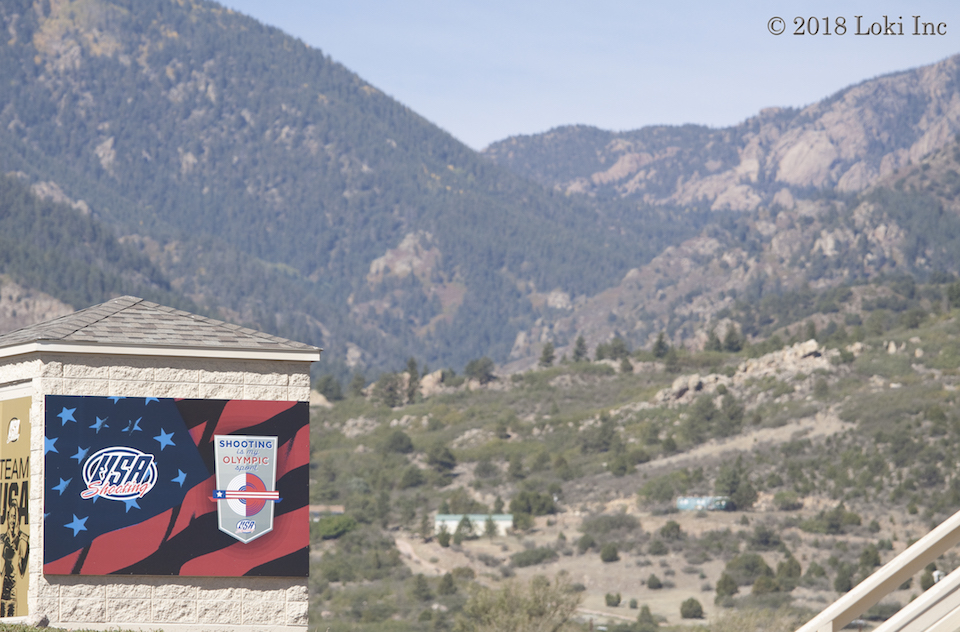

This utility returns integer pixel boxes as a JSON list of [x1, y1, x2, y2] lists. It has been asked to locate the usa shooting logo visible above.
[[80, 446, 158, 503], [212, 435, 280, 543]]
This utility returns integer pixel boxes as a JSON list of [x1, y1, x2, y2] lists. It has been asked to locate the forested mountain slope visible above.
[[0, 173, 194, 312], [0, 0, 700, 374]]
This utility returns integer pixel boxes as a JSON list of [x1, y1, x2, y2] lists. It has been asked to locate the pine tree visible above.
[[412, 574, 433, 601], [723, 324, 742, 352], [407, 357, 420, 404], [374, 372, 404, 408], [948, 282, 960, 308], [508, 453, 525, 480], [653, 332, 669, 358], [438, 572, 457, 595], [715, 456, 757, 510], [349, 372, 366, 397], [594, 342, 608, 361], [539, 342, 555, 368], [420, 512, 433, 542], [680, 598, 703, 619], [465, 357, 496, 384], [664, 347, 680, 373], [638, 604, 659, 631], [715, 572, 739, 602], [437, 525, 451, 547], [485, 515, 497, 539], [315, 374, 343, 401], [572, 335, 588, 362], [705, 328, 722, 352]]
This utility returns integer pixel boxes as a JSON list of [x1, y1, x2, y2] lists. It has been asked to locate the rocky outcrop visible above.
[[653, 340, 857, 406], [0, 278, 73, 334], [485, 55, 960, 212]]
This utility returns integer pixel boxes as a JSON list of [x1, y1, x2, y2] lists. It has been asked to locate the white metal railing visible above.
[[796, 508, 960, 632], [872, 564, 960, 631]]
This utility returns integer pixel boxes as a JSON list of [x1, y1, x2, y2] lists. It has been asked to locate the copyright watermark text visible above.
[[768, 16, 946, 36]]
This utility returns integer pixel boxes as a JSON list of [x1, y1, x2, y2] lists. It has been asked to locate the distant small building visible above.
[[676, 496, 730, 511], [309, 505, 346, 521], [435, 514, 513, 537]]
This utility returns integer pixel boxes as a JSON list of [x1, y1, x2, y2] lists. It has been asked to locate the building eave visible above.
[[0, 340, 322, 363]]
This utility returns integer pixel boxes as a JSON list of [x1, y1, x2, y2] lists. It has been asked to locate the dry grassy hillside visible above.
[[309, 281, 960, 630]]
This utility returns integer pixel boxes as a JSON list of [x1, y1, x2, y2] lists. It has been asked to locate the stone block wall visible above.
[[0, 352, 310, 631]]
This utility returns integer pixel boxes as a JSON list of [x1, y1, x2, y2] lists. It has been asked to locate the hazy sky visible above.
[[217, 1, 960, 150]]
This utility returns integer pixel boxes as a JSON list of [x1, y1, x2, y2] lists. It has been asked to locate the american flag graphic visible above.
[[44, 396, 308, 576]]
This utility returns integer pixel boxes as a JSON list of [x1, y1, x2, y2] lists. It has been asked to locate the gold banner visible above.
[[0, 397, 29, 618]]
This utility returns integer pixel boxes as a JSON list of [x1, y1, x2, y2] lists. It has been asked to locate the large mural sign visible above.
[[0, 397, 30, 617], [44, 396, 308, 576]]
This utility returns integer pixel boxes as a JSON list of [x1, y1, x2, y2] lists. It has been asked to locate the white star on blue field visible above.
[[89, 416, 108, 433], [57, 407, 76, 425], [64, 514, 88, 536], [52, 478, 71, 495], [153, 428, 175, 450]]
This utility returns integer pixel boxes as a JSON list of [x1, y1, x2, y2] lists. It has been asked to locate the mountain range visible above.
[[1, 0, 960, 380], [485, 55, 960, 212]]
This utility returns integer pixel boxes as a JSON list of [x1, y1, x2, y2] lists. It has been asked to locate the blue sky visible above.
[[218, 1, 960, 149]]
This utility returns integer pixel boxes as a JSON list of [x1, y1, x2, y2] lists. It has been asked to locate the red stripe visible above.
[[44, 548, 83, 574], [213, 400, 298, 436], [178, 507, 308, 576], [170, 475, 217, 540], [78, 509, 174, 574], [188, 419, 208, 446], [276, 425, 309, 479]]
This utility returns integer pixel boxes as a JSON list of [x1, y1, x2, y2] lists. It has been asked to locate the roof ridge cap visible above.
[[58, 296, 144, 340]]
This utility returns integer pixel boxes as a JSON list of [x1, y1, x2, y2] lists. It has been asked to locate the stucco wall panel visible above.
[[61, 597, 106, 622], [198, 600, 237, 624], [242, 600, 286, 625], [199, 383, 245, 400], [60, 378, 110, 395], [155, 598, 198, 623], [62, 359, 112, 379], [286, 601, 308, 626], [243, 384, 288, 400]]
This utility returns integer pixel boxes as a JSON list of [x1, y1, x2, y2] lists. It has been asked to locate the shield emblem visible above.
[[212, 435, 280, 543]]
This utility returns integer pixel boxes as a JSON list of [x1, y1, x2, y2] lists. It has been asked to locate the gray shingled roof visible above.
[[0, 296, 319, 352]]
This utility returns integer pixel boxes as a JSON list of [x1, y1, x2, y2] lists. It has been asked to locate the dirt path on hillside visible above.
[[395, 536, 445, 576], [577, 607, 636, 622], [642, 407, 853, 472]]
